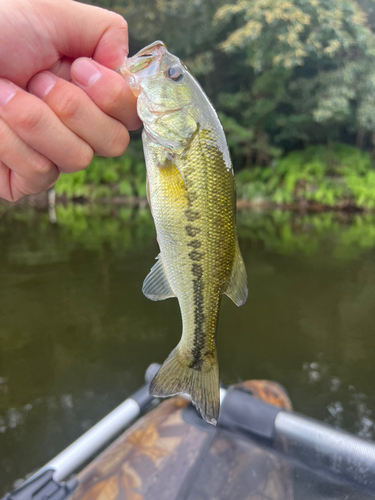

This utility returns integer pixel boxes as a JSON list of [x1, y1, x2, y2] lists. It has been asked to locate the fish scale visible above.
[[119, 41, 247, 424]]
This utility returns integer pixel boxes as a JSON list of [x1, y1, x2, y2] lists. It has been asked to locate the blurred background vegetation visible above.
[[54, 0, 375, 210], [5, 5, 375, 488]]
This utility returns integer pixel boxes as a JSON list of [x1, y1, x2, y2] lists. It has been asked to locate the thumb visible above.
[[43, 0, 129, 70]]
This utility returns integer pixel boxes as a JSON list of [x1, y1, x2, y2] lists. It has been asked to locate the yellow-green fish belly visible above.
[[145, 128, 236, 366]]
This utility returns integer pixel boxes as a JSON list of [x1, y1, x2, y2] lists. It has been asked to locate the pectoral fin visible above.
[[143, 254, 176, 301], [225, 243, 248, 306]]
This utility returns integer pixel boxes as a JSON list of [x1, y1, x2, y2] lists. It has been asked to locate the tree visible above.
[[215, 0, 371, 70], [214, 0, 375, 159], [80, 0, 375, 174]]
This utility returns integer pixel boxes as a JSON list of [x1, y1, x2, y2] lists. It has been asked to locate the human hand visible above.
[[0, 0, 141, 202]]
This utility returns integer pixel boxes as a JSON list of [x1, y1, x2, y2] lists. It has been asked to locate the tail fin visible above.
[[149, 347, 220, 425]]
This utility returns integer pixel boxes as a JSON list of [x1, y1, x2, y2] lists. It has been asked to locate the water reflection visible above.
[[238, 210, 375, 258], [1, 205, 375, 493], [302, 359, 374, 439]]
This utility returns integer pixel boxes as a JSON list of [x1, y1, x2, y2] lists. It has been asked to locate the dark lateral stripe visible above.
[[186, 225, 201, 237], [185, 209, 200, 222], [188, 191, 198, 204], [190, 263, 205, 369], [189, 250, 204, 261], [187, 240, 201, 249]]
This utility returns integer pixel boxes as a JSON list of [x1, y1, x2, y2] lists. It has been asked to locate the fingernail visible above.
[[72, 59, 102, 87], [0, 79, 16, 106], [29, 72, 56, 98]]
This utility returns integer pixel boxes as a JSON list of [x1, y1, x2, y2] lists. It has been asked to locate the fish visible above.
[[118, 41, 247, 425]]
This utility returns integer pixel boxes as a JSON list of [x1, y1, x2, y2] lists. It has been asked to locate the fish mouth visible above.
[[128, 41, 166, 73], [117, 41, 167, 96]]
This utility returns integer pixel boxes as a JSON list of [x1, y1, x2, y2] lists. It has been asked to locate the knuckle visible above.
[[58, 145, 93, 173], [108, 126, 129, 156], [109, 11, 128, 30], [102, 82, 127, 112], [75, 146, 94, 171], [32, 156, 54, 176], [17, 182, 40, 197], [15, 102, 46, 133], [19, 183, 37, 197], [0, 185, 14, 203], [8, 191, 21, 202], [0, 120, 13, 151], [54, 92, 82, 122], [127, 116, 142, 132]]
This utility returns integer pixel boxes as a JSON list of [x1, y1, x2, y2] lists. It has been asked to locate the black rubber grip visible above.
[[218, 387, 282, 439], [1, 469, 77, 500]]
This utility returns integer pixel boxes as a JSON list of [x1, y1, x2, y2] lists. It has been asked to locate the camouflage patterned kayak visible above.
[[69, 380, 293, 500], [5, 373, 375, 500]]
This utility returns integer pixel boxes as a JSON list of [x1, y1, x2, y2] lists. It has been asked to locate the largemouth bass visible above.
[[119, 41, 247, 425]]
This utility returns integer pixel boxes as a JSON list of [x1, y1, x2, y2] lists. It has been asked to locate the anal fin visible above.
[[142, 254, 175, 301], [225, 243, 248, 306]]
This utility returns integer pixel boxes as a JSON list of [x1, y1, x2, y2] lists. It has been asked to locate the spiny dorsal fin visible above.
[[142, 254, 176, 301], [225, 243, 248, 306]]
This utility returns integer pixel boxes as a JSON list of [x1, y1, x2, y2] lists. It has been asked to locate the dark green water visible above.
[[1, 205, 375, 493]]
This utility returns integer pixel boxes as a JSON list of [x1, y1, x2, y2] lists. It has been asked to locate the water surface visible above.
[[1, 205, 375, 493]]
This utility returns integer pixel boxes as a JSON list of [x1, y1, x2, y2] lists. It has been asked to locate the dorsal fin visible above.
[[224, 243, 248, 306], [142, 254, 176, 301]]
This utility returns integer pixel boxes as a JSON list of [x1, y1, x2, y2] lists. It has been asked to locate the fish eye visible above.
[[166, 66, 184, 82]]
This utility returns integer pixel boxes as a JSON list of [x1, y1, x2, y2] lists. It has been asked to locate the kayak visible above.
[[3, 364, 375, 500]]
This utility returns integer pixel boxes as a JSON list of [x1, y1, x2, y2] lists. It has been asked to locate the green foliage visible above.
[[111, 0, 222, 57], [345, 170, 375, 208], [236, 143, 375, 208], [54, 170, 89, 199], [5, 204, 375, 264], [55, 140, 145, 200], [56, 0, 375, 209], [53, 204, 154, 253], [213, 0, 375, 157], [237, 210, 375, 258], [215, 0, 370, 70], [218, 67, 287, 166]]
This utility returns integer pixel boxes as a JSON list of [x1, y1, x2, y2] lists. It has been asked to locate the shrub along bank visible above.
[[54, 142, 375, 211]]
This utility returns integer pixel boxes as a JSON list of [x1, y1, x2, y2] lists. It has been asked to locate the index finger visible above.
[[71, 58, 141, 131], [45, 1, 129, 69]]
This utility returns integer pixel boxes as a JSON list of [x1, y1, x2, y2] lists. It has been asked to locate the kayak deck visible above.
[[69, 379, 375, 500], [8, 379, 375, 500], [69, 382, 298, 500]]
